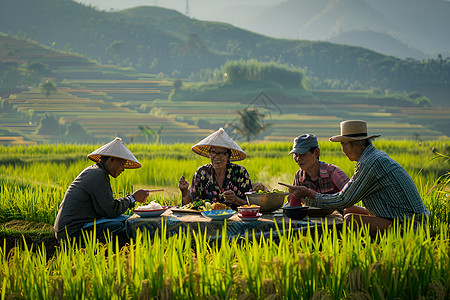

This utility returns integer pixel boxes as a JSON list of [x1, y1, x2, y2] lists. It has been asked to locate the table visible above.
[[125, 209, 344, 243]]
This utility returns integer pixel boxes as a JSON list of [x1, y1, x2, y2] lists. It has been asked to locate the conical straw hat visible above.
[[192, 128, 246, 161], [87, 137, 141, 169]]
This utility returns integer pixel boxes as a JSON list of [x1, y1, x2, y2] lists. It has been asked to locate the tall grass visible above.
[[0, 140, 448, 224], [1, 221, 448, 299], [1, 140, 449, 298]]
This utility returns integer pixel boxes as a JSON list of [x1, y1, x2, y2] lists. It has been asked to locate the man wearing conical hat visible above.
[[178, 128, 262, 210], [283, 120, 430, 236], [54, 137, 150, 246]]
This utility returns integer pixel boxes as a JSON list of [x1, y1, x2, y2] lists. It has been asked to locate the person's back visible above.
[[54, 164, 114, 240], [358, 144, 429, 222]]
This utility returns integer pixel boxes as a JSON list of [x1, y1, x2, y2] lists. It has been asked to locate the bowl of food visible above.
[[201, 209, 235, 221], [133, 201, 168, 218], [245, 190, 288, 213], [281, 206, 309, 220], [237, 205, 260, 217]]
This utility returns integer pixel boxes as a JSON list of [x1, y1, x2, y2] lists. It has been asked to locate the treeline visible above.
[[0, 60, 50, 97], [223, 59, 305, 88]]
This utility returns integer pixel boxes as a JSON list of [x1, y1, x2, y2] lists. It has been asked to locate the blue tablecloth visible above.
[[125, 209, 344, 242]]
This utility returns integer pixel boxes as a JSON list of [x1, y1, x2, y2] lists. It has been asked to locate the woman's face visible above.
[[209, 146, 230, 170]]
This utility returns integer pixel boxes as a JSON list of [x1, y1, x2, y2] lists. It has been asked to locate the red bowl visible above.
[[238, 205, 260, 216]]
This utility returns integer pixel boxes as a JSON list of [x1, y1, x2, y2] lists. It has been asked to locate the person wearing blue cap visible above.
[[284, 121, 430, 236], [287, 134, 349, 207]]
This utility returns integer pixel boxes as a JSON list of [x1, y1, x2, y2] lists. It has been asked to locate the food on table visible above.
[[135, 201, 163, 210], [256, 188, 284, 194], [237, 205, 260, 216], [180, 199, 211, 211], [211, 203, 228, 210]]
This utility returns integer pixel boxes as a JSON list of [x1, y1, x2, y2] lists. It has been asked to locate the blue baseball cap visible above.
[[288, 134, 319, 155]]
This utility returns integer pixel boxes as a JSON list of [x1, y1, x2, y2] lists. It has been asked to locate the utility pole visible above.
[[186, 0, 190, 17]]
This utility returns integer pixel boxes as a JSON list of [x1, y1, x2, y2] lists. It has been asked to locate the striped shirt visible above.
[[306, 144, 430, 222]]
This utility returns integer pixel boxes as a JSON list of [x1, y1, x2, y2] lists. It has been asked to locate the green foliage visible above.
[[2, 1, 450, 91], [223, 59, 305, 88], [0, 220, 448, 299], [39, 78, 57, 98], [138, 125, 164, 144], [0, 141, 449, 299], [228, 107, 272, 142]]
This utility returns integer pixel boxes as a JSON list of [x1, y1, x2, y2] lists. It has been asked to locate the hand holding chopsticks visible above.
[[278, 182, 316, 200], [132, 188, 164, 203]]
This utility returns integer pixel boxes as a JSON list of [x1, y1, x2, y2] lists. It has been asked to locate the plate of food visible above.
[[170, 199, 212, 214], [238, 213, 262, 222], [201, 209, 235, 220], [133, 201, 168, 218]]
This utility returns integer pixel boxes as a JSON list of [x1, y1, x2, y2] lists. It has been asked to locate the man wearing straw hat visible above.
[[178, 128, 263, 210], [283, 120, 430, 236], [54, 137, 150, 246]]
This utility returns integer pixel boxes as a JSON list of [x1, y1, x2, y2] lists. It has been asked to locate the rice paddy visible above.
[[0, 140, 449, 299]]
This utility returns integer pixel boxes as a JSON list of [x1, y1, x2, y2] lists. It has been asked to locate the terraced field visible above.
[[148, 100, 449, 141], [1, 34, 449, 144]]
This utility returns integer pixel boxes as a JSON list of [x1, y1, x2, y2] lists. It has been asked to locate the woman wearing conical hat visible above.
[[178, 128, 262, 210], [54, 137, 150, 247]]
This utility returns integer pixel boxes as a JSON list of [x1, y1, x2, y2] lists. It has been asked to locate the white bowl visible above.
[[133, 206, 168, 218]]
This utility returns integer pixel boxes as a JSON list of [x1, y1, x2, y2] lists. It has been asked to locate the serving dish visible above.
[[238, 213, 262, 221], [133, 206, 169, 218], [281, 206, 309, 220], [201, 209, 235, 220], [245, 192, 288, 213], [308, 207, 334, 217], [237, 205, 260, 216]]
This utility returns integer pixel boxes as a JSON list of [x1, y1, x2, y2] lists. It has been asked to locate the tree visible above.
[[139, 125, 164, 144], [229, 108, 271, 142], [173, 79, 183, 90], [39, 79, 57, 99]]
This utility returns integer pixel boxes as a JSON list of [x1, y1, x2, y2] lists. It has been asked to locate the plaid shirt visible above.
[[289, 161, 349, 206], [306, 144, 430, 222]]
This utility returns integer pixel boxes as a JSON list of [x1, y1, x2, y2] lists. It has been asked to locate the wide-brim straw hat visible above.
[[87, 137, 141, 169], [191, 127, 246, 161], [329, 120, 381, 142]]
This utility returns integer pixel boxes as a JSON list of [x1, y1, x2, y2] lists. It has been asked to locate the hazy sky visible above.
[[74, 0, 284, 21]]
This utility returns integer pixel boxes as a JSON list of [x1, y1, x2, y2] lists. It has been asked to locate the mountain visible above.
[[245, 0, 450, 59], [0, 0, 449, 93], [328, 30, 428, 59]]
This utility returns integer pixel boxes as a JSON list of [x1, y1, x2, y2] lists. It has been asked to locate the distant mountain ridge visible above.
[[1, 0, 449, 94], [244, 0, 450, 59]]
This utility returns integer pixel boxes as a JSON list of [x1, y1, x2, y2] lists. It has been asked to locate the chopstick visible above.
[[143, 189, 165, 193]]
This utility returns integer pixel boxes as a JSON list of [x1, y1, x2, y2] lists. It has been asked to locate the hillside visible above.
[[0, 34, 211, 144], [1, 35, 449, 145], [1, 0, 449, 95]]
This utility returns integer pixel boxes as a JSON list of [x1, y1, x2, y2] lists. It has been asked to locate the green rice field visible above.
[[1, 140, 449, 299]]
